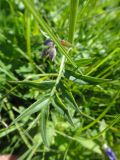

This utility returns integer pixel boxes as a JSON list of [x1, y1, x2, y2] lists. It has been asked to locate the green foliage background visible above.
[[0, 0, 120, 159]]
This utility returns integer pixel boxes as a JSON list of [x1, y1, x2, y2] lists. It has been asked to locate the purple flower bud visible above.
[[48, 46, 56, 61], [44, 39, 54, 47], [42, 39, 57, 61], [41, 46, 56, 61], [103, 144, 117, 160]]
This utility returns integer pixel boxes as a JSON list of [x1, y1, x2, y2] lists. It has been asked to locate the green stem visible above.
[[26, 11, 34, 69], [50, 56, 65, 97]]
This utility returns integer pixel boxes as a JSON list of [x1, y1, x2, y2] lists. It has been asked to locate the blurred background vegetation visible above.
[[0, 0, 120, 159]]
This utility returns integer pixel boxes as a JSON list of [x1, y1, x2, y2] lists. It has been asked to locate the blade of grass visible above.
[[0, 124, 23, 138], [40, 106, 49, 147], [69, 0, 79, 44], [25, 11, 34, 69], [75, 90, 120, 135], [12, 97, 49, 124], [9, 80, 55, 90], [26, 113, 41, 133], [65, 70, 110, 84], [27, 139, 42, 160], [55, 93, 74, 126], [89, 115, 120, 140], [86, 48, 120, 76]]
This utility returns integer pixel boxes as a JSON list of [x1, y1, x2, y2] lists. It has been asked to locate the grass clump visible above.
[[0, 0, 120, 159]]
